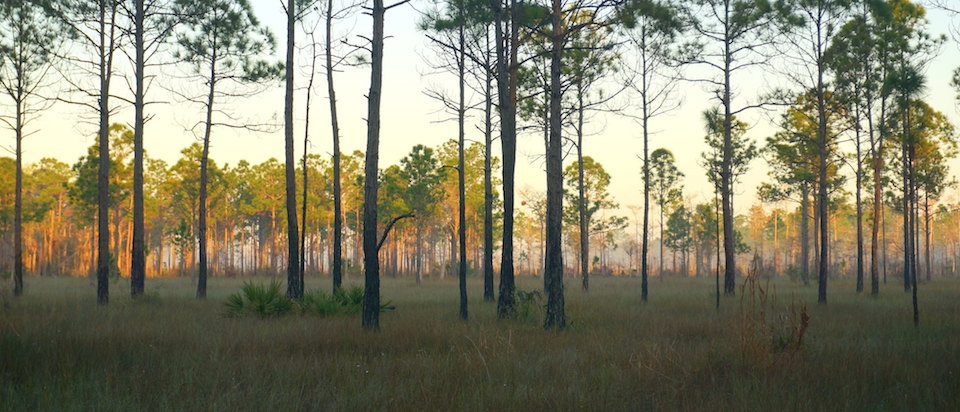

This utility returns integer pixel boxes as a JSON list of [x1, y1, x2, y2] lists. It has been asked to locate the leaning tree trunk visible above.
[[301, 31, 318, 285], [361, 0, 385, 330], [326, 0, 344, 291], [283, 0, 302, 299]]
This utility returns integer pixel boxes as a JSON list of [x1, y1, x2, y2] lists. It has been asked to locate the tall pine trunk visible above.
[[361, 0, 385, 330], [543, 0, 565, 330], [197, 51, 217, 299], [482, 28, 495, 302], [457, 6, 468, 320], [131, 0, 146, 297], [495, 0, 519, 318], [96, 0, 117, 305], [327, 0, 344, 291], [283, 1, 302, 299]]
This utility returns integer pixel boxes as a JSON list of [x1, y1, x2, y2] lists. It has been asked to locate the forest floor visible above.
[[2, 275, 959, 411]]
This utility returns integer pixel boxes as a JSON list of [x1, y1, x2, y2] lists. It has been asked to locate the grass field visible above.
[[2, 275, 959, 411]]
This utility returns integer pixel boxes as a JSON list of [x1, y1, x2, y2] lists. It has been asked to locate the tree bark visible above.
[[131, 0, 146, 297], [721, 3, 735, 295], [543, 0, 565, 330], [327, 0, 344, 291], [816, 46, 828, 304], [482, 28, 495, 302], [495, 0, 518, 318], [362, 0, 385, 330], [96, 0, 117, 305], [283, 0, 302, 299], [196, 47, 217, 299], [13, 87, 23, 296], [457, 5, 468, 320], [577, 90, 588, 292]]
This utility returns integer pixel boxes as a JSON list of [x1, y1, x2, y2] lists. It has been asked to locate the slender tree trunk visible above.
[[301, 18, 320, 290], [641, 105, 650, 301], [129, 0, 147, 296], [362, 0, 385, 330], [197, 51, 217, 299], [457, 7, 468, 320], [326, 0, 344, 292], [283, 0, 302, 299], [902, 105, 912, 293], [816, 57, 828, 304], [96, 1, 117, 305], [855, 109, 864, 293], [924, 191, 930, 282], [482, 29, 495, 302], [577, 93, 588, 292], [721, 7, 735, 295], [715, 190, 721, 309], [543, 0, 565, 329], [869, 100, 881, 296], [495, 0, 518, 318], [800, 187, 810, 285], [13, 95, 23, 296]]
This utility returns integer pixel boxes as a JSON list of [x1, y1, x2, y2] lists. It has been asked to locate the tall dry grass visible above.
[[2, 275, 959, 410]]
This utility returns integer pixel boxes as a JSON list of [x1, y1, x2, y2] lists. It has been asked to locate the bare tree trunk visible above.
[[13, 93, 23, 296], [800, 187, 810, 285], [457, 5, 468, 320], [721, 15, 735, 296], [576, 91, 588, 292], [495, 0, 518, 318], [543, 0, 565, 330], [482, 28, 495, 302], [96, 0, 117, 305], [130, 0, 146, 297], [855, 109, 864, 293], [816, 55, 828, 304], [362, 0, 385, 330], [326, 0, 344, 292], [197, 51, 217, 299], [283, 0, 302, 299]]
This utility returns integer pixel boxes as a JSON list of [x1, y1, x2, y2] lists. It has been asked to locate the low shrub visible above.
[[225, 283, 393, 318], [515, 289, 543, 322], [298, 290, 341, 317], [225, 281, 294, 318]]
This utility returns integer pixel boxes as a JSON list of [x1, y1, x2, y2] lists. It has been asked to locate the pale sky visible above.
[[12, 1, 960, 223]]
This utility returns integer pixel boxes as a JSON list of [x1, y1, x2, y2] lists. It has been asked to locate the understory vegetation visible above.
[[2, 276, 959, 410]]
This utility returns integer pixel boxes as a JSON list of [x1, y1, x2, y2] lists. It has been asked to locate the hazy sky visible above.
[[13, 1, 960, 222]]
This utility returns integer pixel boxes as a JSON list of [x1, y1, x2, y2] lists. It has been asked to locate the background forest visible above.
[[1, 0, 960, 325]]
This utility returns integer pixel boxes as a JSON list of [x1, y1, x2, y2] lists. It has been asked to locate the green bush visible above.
[[225, 281, 294, 318], [297, 290, 341, 317], [226, 283, 394, 318], [515, 289, 543, 322], [333, 286, 364, 313]]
